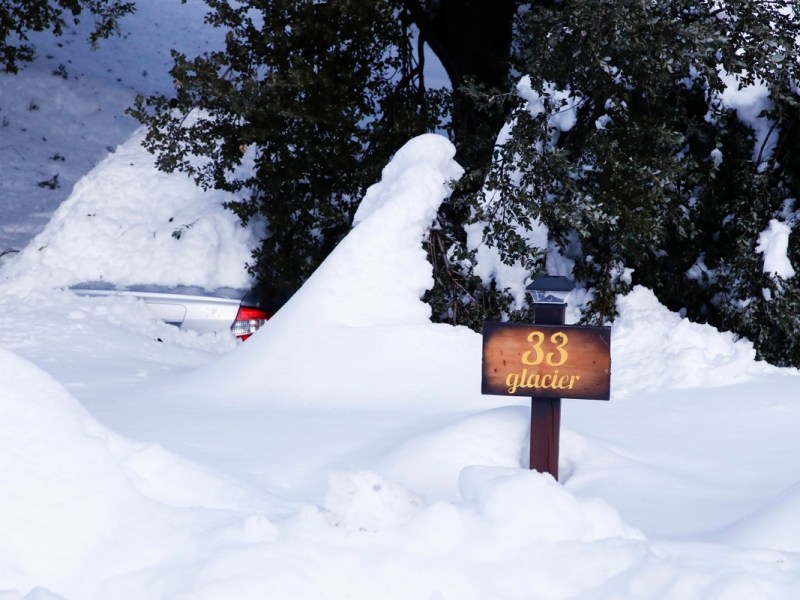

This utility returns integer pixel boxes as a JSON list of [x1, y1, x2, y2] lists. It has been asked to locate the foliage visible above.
[[129, 0, 449, 292], [423, 222, 534, 330], [0, 0, 134, 73], [472, 0, 800, 365], [129, 0, 800, 366]]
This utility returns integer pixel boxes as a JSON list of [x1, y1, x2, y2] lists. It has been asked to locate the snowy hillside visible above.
[[0, 0, 224, 252], [2, 125, 257, 292], [1, 3, 800, 599]]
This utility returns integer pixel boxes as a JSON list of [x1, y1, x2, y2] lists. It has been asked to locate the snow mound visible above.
[[714, 480, 800, 553], [178, 134, 487, 411], [325, 470, 422, 532], [302, 132, 465, 327], [1, 126, 257, 292], [0, 346, 260, 597], [320, 466, 643, 544], [378, 406, 531, 500], [458, 467, 644, 543], [611, 286, 780, 395]]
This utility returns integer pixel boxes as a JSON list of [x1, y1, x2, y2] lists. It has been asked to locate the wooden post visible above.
[[530, 397, 560, 478], [481, 303, 611, 482], [530, 302, 565, 479]]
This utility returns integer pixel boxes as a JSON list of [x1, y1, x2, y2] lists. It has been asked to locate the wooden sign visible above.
[[482, 322, 611, 400]]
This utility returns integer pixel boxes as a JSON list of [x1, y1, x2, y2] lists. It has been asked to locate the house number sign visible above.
[[482, 322, 611, 401]]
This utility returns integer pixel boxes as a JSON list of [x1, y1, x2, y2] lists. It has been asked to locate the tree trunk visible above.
[[403, 0, 517, 173]]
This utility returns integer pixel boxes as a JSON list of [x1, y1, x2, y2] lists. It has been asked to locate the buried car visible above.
[[71, 281, 291, 340], [0, 247, 289, 341]]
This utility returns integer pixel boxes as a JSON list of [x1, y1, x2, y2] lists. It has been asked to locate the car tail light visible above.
[[231, 305, 270, 340]]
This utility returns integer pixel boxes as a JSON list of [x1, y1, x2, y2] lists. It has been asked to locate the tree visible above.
[[132, 0, 800, 366], [474, 0, 800, 365], [129, 0, 517, 293], [400, 0, 517, 170], [0, 0, 134, 73]]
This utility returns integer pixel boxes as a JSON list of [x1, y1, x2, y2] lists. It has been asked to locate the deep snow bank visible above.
[[0, 346, 263, 598], [157, 135, 786, 416], [169, 133, 489, 411], [4, 131, 800, 598], [0, 0, 226, 252], [715, 479, 800, 553], [1, 126, 257, 292], [611, 286, 781, 395]]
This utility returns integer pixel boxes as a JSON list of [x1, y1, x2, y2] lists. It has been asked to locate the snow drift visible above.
[[1, 126, 257, 292], [2, 124, 800, 598]]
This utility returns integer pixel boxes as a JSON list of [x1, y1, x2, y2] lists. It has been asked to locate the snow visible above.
[[2, 125, 258, 292], [465, 76, 578, 308], [718, 72, 777, 168], [516, 75, 580, 136], [612, 287, 780, 394], [2, 3, 800, 598], [0, 0, 224, 253], [756, 219, 796, 280]]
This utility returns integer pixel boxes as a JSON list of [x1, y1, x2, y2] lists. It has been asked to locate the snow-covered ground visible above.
[[2, 3, 800, 599]]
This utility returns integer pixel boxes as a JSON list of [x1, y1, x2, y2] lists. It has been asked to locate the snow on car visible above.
[[70, 282, 291, 340]]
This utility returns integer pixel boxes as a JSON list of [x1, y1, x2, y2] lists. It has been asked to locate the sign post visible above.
[[530, 300, 565, 480], [481, 277, 611, 481]]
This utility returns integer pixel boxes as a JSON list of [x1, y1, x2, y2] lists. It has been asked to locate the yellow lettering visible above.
[[546, 332, 569, 366], [525, 371, 541, 388], [505, 372, 581, 394], [506, 372, 521, 394], [521, 331, 545, 365], [523, 330, 571, 367]]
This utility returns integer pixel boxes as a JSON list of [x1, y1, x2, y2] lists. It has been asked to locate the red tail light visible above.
[[231, 305, 270, 340]]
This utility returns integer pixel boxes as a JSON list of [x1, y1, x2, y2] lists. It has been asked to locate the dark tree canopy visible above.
[[130, 0, 517, 292], [402, 0, 517, 169], [476, 0, 800, 365], [0, 0, 134, 73], [131, 0, 800, 366]]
